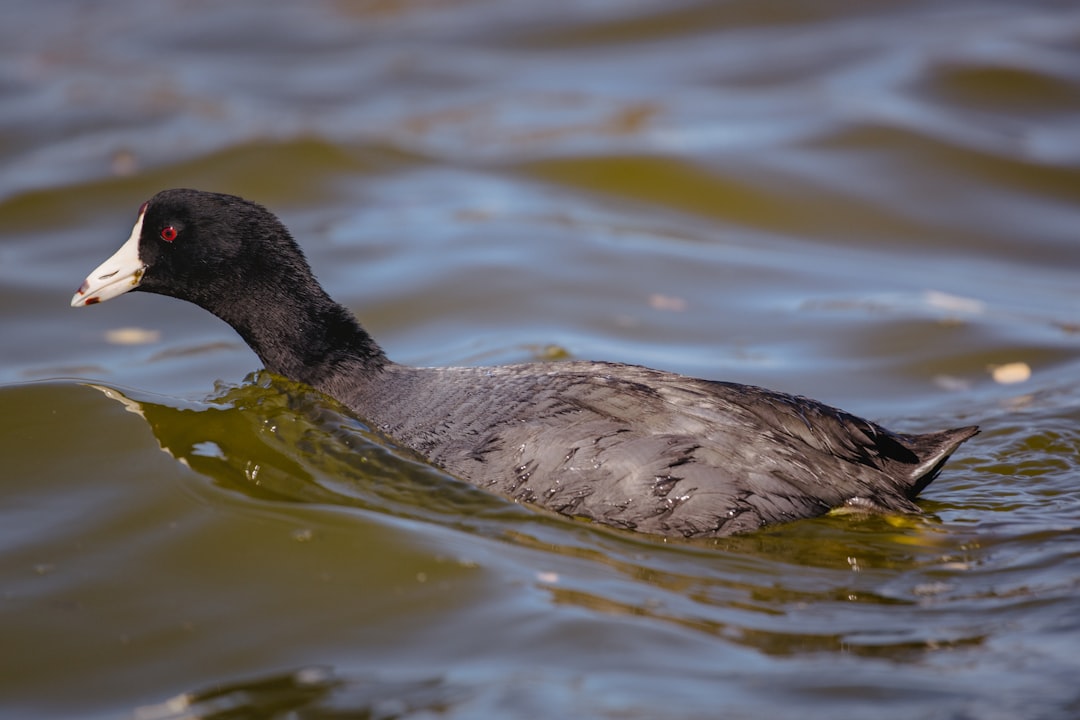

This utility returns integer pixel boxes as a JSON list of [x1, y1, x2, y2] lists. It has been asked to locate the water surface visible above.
[[2, 2, 1080, 718]]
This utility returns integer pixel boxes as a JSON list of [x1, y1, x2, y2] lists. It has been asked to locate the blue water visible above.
[[2, 2, 1080, 718]]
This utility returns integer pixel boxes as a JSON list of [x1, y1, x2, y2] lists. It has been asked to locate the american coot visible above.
[[72, 189, 978, 537]]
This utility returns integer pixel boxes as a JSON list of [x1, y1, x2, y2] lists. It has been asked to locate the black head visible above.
[[73, 189, 386, 382], [73, 188, 312, 312]]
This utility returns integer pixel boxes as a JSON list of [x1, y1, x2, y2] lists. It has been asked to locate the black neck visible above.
[[203, 274, 388, 390]]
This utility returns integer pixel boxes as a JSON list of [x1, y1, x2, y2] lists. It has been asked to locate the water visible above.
[[2, 1, 1080, 718]]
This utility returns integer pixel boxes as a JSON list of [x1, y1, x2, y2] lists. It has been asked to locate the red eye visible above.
[[160, 226, 178, 242]]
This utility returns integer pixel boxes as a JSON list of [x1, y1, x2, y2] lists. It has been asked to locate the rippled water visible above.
[[2, 2, 1080, 718]]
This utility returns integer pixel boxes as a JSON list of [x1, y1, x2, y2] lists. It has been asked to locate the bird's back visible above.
[[350, 361, 978, 537]]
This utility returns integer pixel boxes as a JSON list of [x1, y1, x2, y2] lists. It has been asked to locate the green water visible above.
[[2, 2, 1080, 718]]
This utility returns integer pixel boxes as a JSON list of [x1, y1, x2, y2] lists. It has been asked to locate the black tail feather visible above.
[[901, 425, 980, 498]]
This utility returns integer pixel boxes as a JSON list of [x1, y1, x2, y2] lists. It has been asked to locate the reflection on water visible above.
[[2, 0, 1080, 718], [133, 666, 468, 720], [86, 375, 520, 523]]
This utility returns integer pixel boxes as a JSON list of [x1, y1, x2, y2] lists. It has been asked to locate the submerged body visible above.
[[350, 362, 975, 536], [72, 189, 978, 537]]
